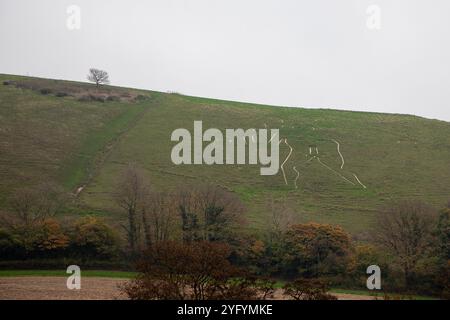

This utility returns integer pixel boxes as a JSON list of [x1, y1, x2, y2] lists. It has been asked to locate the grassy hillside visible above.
[[1, 74, 450, 234]]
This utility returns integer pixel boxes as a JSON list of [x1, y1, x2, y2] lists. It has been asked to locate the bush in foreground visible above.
[[122, 241, 275, 300], [283, 278, 337, 300]]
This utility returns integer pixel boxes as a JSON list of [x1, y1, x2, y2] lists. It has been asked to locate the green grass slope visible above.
[[1, 74, 450, 234]]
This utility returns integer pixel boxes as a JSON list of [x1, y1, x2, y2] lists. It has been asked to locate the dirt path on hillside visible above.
[[76, 96, 157, 196], [0, 277, 377, 300]]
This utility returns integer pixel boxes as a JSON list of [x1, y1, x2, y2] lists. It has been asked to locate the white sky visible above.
[[1, 0, 450, 121]]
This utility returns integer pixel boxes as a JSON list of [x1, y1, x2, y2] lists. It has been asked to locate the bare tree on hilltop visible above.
[[87, 68, 110, 88]]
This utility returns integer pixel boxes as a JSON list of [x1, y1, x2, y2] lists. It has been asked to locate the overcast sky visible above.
[[1, 0, 450, 121]]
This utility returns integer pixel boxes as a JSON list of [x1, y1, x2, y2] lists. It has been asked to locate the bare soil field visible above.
[[0, 277, 128, 300], [0, 277, 375, 300]]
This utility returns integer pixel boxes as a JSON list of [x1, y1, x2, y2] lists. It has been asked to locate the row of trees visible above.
[[0, 216, 119, 261], [248, 200, 450, 296], [0, 183, 120, 262], [114, 164, 449, 297], [0, 164, 448, 298], [123, 240, 336, 300], [115, 165, 449, 297], [374, 201, 450, 292], [121, 206, 449, 299], [116, 164, 243, 254]]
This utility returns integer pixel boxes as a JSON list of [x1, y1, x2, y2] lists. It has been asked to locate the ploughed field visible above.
[[0, 276, 375, 300]]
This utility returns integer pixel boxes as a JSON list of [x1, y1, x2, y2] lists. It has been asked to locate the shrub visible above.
[[283, 223, 352, 278], [68, 216, 120, 260], [346, 244, 387, 287], [211, 277, 272, 300], [106, 95, 120, 102], [6, 219, 69, 258], [229, 235, 269, 275], [78, 95, 91, 102], [39, 88, 52, 95], [55, 92, 68, 97], [134, 94, 148, 101], [77, 94, 106, 102], [33, 219, 69, 251], [283, 278, 337, 300], [122, 241, 271, 300], [0, 228, 23, 258], [89, 94, 105, 102]]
